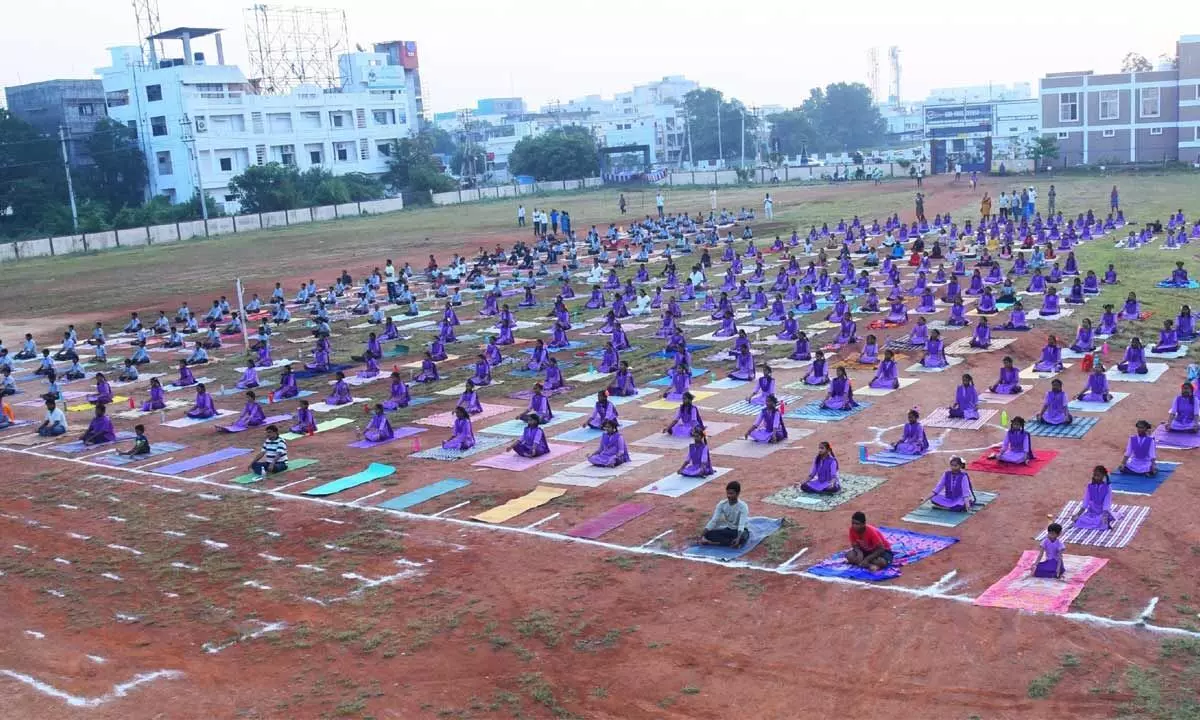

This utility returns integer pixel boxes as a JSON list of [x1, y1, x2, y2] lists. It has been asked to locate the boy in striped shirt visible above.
[[250, 425, 288, 477]]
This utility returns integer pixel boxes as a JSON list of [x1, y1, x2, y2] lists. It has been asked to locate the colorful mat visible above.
[[967, 449, 1060, 476], [280, 416, 354, 440], [635, 466, 733, 498], [717, 395, 802, 417], [1105, 362, 1169, 383], [66, 396, 129, 412], [472, 486, 565, 524], [641, 391, 717, 410], [563, 388, 656, 407], [303, 462, 395, 496], [1154, 425, 1200, 449], [902, 491, 998, 528], [854, 377, 920, 397], [93, 441, 186, 466], [566, 503, 653, 539], [216, 414, 292, 434], [416, 403, 518, 428], [973, 551, 1108, 614], [978, 386, 1032, 404], [631, 421, 739, 449], [945, 337, 1016, 355], [923, 407, 998, 430], [1109, 462, 1177, 495], [565, 370, 614, 384], [646, 367, 710, 386], [1145, 345, 1189, 359], [161, 409, 238, 428], [806, 527, 959, 581], [114, 399, 191, 419], [410, 433, 510, 461], [1038, 501, 1150, 547], [347, 426, 425, 449], [52, 431, 136, 454], [682, 517, 783, 560], [1025, 417, 1098, 439], [711, 434, 811, 458], [379, 478, 471, 511], [703, 378, 751, 390], [860, 450, 927, 468], [543, 452, 662, 487], [156, 447, 252, 475], [471, 442, 581, 471], [783, 401, 870, 422], [231, 458, 319, 484], [1018, 363, 1072, 381], [482, 411, 585, 437], [1067, 392, 1130, 413], [761, 473, 886, 511], [309, 398, 369, 413], [552, 420, 640, 444], [904, 357, 964, 374]]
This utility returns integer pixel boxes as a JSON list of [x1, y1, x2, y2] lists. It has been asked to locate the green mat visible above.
[[281, 416, 354, 440], [760, 473, 886, 512], [303, 462, 395, 496], [231, 458, 319, 485], [901, 490, 998, 527]]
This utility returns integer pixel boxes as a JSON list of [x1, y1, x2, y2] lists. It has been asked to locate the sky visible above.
[[0, 0, 1192, 112]]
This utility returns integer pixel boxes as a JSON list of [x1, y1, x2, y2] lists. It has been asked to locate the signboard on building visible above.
[[924, 103, 993, 125]]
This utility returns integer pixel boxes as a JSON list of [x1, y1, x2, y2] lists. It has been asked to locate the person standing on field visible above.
[[656, 191, 665, 218], [764, 193, 774, 220], [1047, 185, 1056, 217], [619, 193, 627, 215], [517, 204, 525, 227]]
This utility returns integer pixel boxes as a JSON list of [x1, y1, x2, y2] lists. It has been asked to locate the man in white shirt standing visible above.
[[655, 192, 665, 218], [517, 204, 526, 227], [763, 193, 774, 220], [37, 398, 68, 437], [384, 259, 398, 303], [700, 480, 749, 547], [709, 188, 717, 212]]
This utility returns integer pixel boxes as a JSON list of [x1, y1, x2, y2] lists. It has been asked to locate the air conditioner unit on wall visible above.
[[195, 118, 207, 132]]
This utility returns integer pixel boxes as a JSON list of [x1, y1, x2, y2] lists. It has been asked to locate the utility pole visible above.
[[715, 96, 723, 168], [740, 109, 746, 168], [58, 125, 79, 233], [180, 114, 209, 222], [686, 114, 693, 168]]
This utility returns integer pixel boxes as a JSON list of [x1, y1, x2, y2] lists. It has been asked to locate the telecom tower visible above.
[[131, 0, 164, 63], [244, 4, 350, 94], [887, 46, 902, 106], [867, 47, 881, 104]]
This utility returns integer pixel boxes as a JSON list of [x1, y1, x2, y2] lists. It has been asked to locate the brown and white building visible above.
[[1039, 34, 1200, 165]]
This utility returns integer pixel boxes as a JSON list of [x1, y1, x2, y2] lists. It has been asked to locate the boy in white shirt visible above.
[[37, 398, 68, 437], [700, 480, 749, 547]]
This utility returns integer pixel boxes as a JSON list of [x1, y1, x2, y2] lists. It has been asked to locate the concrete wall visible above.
[[359, 197, 405, 214], [117, 227, 148, 247], [0, 243, 16, 263], [208, 217, 236, 236], [178, 220, 207, 240], [260, 211, 288, 229], [335, 203, 361, 218], [89, 231, 118, 251], [17, 238, 53, 258], [54, 235, 86, 255], [286, 208, 313, 225], [148, 223, 179, 245], [234, 214, 262, 233], [312, 205, 338, 221]]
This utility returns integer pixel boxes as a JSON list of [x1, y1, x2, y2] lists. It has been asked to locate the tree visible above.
[[0, 109, 68, 238], [1029, 136, 1060, 171], [507, 126, 599, 181], [451, 145, 487, 180], [382, 131, 455, 203], [424, 126, 457, 155], [766, 109, 815, 158], [797, 83, 886, 154], [80, 117, 147, 212], [681, 88, 759, 166], [227, 163, 304, 213], [1121, 52, 1153, 72]]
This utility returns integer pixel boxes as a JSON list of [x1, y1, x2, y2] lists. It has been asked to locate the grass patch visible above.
[[517, 673, 574, 718], [513, 609, 562, 648], [681, 685, 701, 695], [1027, 670, 1063, 699], [732, 572, 765, 599]]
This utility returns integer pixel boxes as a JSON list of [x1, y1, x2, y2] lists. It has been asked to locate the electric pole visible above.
[[686, 114, 693, 168], [180, 114, 209, 222], [58, 125, 79, 233], [740, 109, 746, 168], [715, 96, 723, 168]]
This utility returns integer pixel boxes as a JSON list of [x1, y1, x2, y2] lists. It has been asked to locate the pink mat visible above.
[[1154, 423, 1200, 449], [471, 442, 580, 471], [973, 550, 1108, 614], [216, 414, 291, 433], [417, 403, 517, 428], [348, 426, 425, 449], [566, 502, 653, 539]]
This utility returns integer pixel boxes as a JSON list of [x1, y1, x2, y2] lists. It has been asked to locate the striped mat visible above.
[[1025, 417, 1098, 439], [783, 400, 870, 422], [1037, 501, 1150, 547], [717, 394, 800, 416]]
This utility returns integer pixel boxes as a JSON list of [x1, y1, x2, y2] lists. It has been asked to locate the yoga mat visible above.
[[1068, 392, 1130, 413], [644, 343, 711, 360], [1025, 417, 1098, 439], [231, 458, 319, 484], [566, 502, 653, 539], [646, 367, 709, 386], [165, 377, 215, 391], [718, 395, 802, 417], [1105, 362, 1169, 383], [233, 359, 294, 373], [691, 331, 738, 343], [806, 527, 959, 581], [636, 466, 733, 497], [291, 364, 352, 380], [435, 380, 505, 396], [783, 401, 870, 422], [544, 452, 662, 487], [682, 517, 783, 560], [854, 377, 920, 397], [766, 358, 818, 370], [114, 399, 191, 419], [508, 386, 573, 400], [411, 433, 509, 461], [1154, 424, 1200, 449], [631, 421, 739, 449], [712, 436, 801, 458], [1038, 501, 1150, 548], [564, 388, 656, 407], [482, 411, 585, 437], [162, 409, 238, 428], [1145, 345, 1189, 359], [66, 396, 129, 412], [214, 382, 278, 397], [1110, 462, 1177, 495], [216, 414, 292, 434], [156, 447, 252, 475], [379, 478, 471, 511], [703, 378, 751, 390], [967, 449, 1060, 477], [472, 486, 565, 524], [1017, 362, 1073, 381], [257, 390, 316, 405], [401, 354, 460, 368], [303, 462, 395, 496], [945, 337, 1016, 355], [552, 421, 639, 443], [564, 370, 613, 383], [280, 416, 354, 440], [902, 491, 999, 528], [471, 442, 581, 471], [51, 431, 137, 454], [1156, 279, 1200, 289], [905, 356, 965, 374], [93, 441, 186, 466], [641, 391, 718, 411], [347, 426, 425, 448], [309, 398, 369, 413], [761, 473, 885, 511], [860, 450, 927, 468], [924, 407, 998, 430], [416, 403, 517, 427], [978, 386, 1032, 404], [974, 551, 1108, 614]]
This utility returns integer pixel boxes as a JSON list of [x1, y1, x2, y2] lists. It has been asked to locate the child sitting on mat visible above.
[[80, 403, 117, 445], [989, 416, 1034, 465], [234, 391, 267, 428], [845, 511, 893, 572], [1070, 465, 1117, 531], [927, 456, 975, 511], [989, 356, 1022, 395], [457, 379, 482, 414], [362, 404, 394, 443], [118, 424, 151, 458], [1118, 420, 1157, 476], [588, 419, 630, 467], [1166, 382, 1199, 432], [699, 480, 749, 548], [510, 415, 550, 458], [678, 427, 714, 477], [664, 392, 705, 437], [799, 441, 840, 494], [290, 400, 317, 435], [186, 384, 217, 419], [185, 342, 209, 366], [891, 408, 929, 455], [442, 407, 476, 451], [326, 372, 352, 406], [1036, 379, 1073, 426], [745, 394, 788, 443], [584, 390, 618, 430], [948, 373, 980, 419], [1030, 523, 1066, 579], [521, 383, 553, 424]]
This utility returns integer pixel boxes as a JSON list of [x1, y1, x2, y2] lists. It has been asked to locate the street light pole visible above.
[[179, 114, 209, 222]]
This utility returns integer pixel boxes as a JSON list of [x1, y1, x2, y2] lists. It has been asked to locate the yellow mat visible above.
[[67, 396, 129, 412], [641, 391, 717, 411], [472, 486, 565, 524], [281, 416, 354, 440]]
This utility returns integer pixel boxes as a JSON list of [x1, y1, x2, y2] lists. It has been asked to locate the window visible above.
[[372, 109, 395, 125], [1150, 127, 1163, 136], [156, 150, 173, 176], [106, 90, 129, 108], [1140, 87, 1161, 118], [78, 104, 94, 116], [1008, 126, 1018, 132], [334, 142, 352, 161], [376, 142, 392, 157], [1059, 92, 1079, 122], [1057, 131, 1070, 139], [146, 84, 162, 102], [331, 113, 345, 128], [310, 150, 322, 164], [126, 120, 138, 138], [224, 194, 237, 202], [219, 157, 233, 172], [273, 144, 295, 165], [1098, 89, 1119, 120], [150, 115, 168, 137], [1102, 129, 1116, 138]]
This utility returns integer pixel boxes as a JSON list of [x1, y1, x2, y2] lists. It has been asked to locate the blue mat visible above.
[[379, 478, 470, 511], [784, 401, 871, 422], [1156, 280, 1200, 289], [93, 441, 186, 466], [647, 367, 710, 386], [806, 526, 958, 581], [645, 344, 711, 359], [552, 426, 606, 443], [1110, 461, 1177, 495], [1025, 417, 1098, 439], [304, 462, 395, 496], [292, 363, 353, 380], [521, 341, 587, 353], [861, 449, 925, 467], [482, 411, 585, 437], [682, 517, 783, 560], [257, 390, 316, 404]]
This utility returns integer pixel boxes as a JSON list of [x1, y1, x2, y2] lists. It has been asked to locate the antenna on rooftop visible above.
[[244, 4, 350, 94], [132, 0, 164, 63]]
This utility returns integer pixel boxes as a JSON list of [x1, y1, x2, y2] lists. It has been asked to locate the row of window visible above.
[[1056, 127, 1167, 138], [1058, 88, 1161, 122], [154, 137, 400, 179]]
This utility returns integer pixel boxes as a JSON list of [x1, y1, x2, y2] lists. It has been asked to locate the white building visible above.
[[98, 27, 419, 213], [554, 75, 696, 168]]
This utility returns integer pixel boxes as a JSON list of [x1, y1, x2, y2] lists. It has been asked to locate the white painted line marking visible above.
[[55, 504, 79, 510], [1138, 597, 1159, 624], [196, 492, 223, 500], [162, 530, 186, 537], [13, 544, 31, 552], [202, 539, 228, 550], [86, 655, 106, 664], [0, 669, 184, 709], [66, 532, 90, 540], [778, 547, 809, 569], [169, 562, 198, 571], [24, 630, 45, 639], [198, 467, 236, 480], [275, 476, 313, 491], [53, 558, 71, 565], [202, 621, 286, 654], [318, 517, 345, 525], [185, 513, 210, 521], [242, 580, 272, 591], [523, 513, 559, 530], [139, 456, 177, 469], [106, 544, 142, 556], [296, 564, 325, 573], [350, 489, 386, 505], [258, 553, 284, 562], [150, 484, 183, 493], [46, 590, 65, 598], [106, 516, 126, 523], [432, 500, 470, 518], [101, 573, 122, 582], [639, 529, 673, 548]]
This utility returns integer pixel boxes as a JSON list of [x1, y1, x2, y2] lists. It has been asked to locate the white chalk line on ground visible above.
[[0, 669, 183, 709], [2, 445, 1197, 641]]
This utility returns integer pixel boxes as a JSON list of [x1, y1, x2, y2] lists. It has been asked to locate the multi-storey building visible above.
[[1039, 34, 1200, 165], [3, 79, 108, 165]]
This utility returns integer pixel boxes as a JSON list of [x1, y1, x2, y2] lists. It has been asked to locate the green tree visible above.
[[767, 109, 815, 157], [800, 82, 886, 153], [1029, 136, 1060, 171], [0, 109, 67, 238], [424, 126, 457, 155], [227, 163, 304, 213], [80, 117, 147, 211], [381, 132, 454, 203], [451, 145, 488, 179], [339, 172, 385, 201], [507, 126, 599, 180], [681, 88, 759, 166]]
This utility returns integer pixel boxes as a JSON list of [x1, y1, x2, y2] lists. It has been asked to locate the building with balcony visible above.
[[97, 27, 420, 213], [3, 79, 108, 166]]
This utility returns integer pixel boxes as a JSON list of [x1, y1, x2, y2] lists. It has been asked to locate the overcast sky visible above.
[[0, 0, 1189, 112]]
